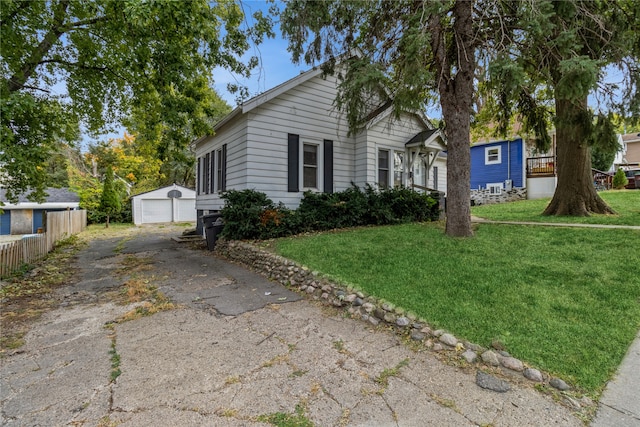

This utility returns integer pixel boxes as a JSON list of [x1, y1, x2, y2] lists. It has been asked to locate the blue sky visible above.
[[90, 0, 627, 145]]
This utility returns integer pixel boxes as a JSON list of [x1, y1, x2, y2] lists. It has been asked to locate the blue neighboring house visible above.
[[0, 188, 80, 235], [470, 138, 526, 194]]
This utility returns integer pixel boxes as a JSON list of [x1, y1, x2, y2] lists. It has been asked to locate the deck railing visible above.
[[527, 156, 556, 177], [0, 210, 86, 278]]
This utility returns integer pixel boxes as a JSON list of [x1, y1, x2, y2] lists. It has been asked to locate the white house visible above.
[[193, 66, 447, 221], [131, 184, 196, 225], [193, 69, 447, 222]]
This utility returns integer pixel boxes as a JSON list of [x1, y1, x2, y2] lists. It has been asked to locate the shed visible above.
[[131, 184, 196, 225]]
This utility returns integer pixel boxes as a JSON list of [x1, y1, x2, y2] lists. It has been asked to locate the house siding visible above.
[[470, 139, 524, 190], [243, 74, 354, 208], [195, 70, 446, 212]]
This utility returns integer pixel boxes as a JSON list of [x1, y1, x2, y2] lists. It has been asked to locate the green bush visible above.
[[219, 186, 440, 240], [612, 168, 629, 189]]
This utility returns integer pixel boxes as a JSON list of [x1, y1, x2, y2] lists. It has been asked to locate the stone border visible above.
[[214, 238, 593, 407]]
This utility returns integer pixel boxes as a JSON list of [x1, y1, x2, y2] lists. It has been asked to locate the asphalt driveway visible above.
[[1, 225, 582, 426]]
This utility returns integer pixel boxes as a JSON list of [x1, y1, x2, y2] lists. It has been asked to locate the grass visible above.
[[274, 220, 640, 393], [471, 190, 640, 226]]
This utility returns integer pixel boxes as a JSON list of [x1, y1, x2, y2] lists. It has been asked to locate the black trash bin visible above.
[[202, 214, 224, 251]]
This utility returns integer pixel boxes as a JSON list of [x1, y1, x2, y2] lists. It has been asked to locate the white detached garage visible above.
[[131, 184, 196, 225]]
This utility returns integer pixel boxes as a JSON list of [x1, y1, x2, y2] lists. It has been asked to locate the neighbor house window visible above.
[[487, 183, 503, 194], [485, 146, 501, 164], [378, 149, 390, 188], [393, 151, 404, 187], [303, 143, 318, 188]]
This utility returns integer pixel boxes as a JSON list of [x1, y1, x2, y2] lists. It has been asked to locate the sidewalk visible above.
[[470, 216, 640, 230], [591, 329, 640, 426], [471, 215, 640, 426]]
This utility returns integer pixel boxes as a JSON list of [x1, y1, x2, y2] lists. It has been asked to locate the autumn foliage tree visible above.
[[1, 0, 273, 202]]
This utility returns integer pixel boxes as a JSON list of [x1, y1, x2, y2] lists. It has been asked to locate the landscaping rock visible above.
[[500, 356, 524, 372], [476, 371, 511, 393], [550, 378, 570, 391], [523, 368, 544, 382], [433, 343, 444, 351], [396, 316, 410, 327], [410, 330, 426, 341], [481, 350, 501, 366], [462, 349, 478, 363], [353, 297, 364, 306], [433, 329, 445, 337], [439, 333, 458, 347], [362, 302, 375, 313]]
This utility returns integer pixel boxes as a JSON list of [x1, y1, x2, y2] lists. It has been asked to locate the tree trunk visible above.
[[543, 97, 615, 216], [431, 0, 474, 237], [105, 215, 110, 228]]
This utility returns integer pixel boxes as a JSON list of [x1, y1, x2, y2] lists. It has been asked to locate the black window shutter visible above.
[[209, 151, 215, 192], [323, 139, 333, 193], [221, 144, 227, 191], [288, 134, 299, 192], [196, 157, 201, 195]]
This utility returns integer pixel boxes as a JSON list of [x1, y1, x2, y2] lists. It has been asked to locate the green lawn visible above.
[[274, 221, 640, 393], [471, 190, 640, 226]]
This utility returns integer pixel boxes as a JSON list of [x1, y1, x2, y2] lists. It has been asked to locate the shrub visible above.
[[612, 168, 629, 189], [219, 185, 440, 240]]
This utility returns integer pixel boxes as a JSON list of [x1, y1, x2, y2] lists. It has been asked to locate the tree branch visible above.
[[7, 0, 70, 93]]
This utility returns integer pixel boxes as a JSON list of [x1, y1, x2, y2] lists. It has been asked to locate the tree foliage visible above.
[[481, 0, 639, 215], [1, 0, 273, 203], [99, 166, 121, 227], [281, 0, 510, 237]]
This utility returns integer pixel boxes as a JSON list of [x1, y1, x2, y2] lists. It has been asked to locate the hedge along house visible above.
[[131, 184, 196, 226], [0, 187, 80, 235], [193, 65, 447, 227], [469, 138, 527, 205]]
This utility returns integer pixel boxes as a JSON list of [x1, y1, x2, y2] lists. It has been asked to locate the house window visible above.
[[288, 135, 332, 193], [303, 143, 318, 189], [433, 166, 439, 191], [485, 146, 501, 165], [487, 183, 503, 194], [393, 151, 404, 187], [378, 149, 390, 188]]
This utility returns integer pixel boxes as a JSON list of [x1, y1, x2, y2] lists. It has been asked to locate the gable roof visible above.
[[194, 59, 443, 148], [130, 184, 195, 199], [1, 187, 80, 209]]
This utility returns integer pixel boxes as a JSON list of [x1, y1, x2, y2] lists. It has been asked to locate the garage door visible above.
[[141, 199, 173, 223], [175, 199, 196, 222]]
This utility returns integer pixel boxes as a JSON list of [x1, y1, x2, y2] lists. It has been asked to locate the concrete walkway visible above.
[[471, 216, 640, 230], [1, 225, 586, 426], [471, 216, 640, 426]]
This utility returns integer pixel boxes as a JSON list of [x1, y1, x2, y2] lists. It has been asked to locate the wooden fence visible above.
[[0, 210, 87, 279]]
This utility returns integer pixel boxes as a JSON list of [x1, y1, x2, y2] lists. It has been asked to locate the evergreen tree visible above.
[[485, 0, 639, 216], [99, 167, 121, 228]]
